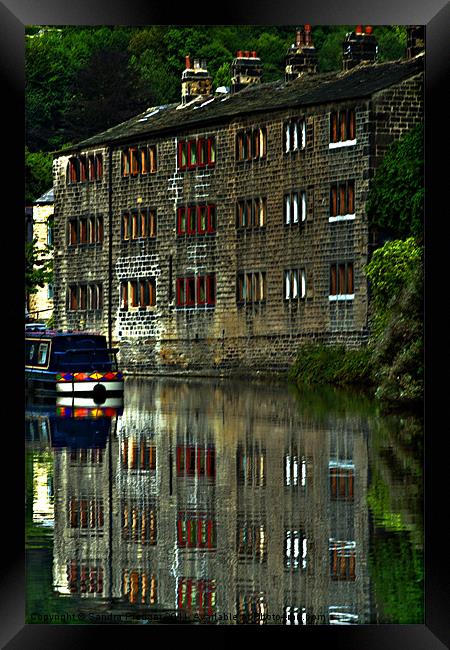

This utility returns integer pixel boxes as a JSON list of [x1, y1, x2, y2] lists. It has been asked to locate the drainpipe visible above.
[[108, 146, 113, 349]]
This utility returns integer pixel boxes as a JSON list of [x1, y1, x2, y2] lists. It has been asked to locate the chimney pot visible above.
[[237, 50, 243, 58], [244, 50, 250, 58], [365, 25, 373, 34], [355, 25, 363, 34], [185, 55, 191, 70], [251, 50, 257, 58], [296, 30, 302, 47], [304, 24, 311, 32]]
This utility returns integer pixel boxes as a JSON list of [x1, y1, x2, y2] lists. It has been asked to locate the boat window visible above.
[[27, 342, 36, 363], [37, 343, 49, 366]]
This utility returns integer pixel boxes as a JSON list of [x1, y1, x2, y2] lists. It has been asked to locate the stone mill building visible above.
[[52, 26, 424, 374]]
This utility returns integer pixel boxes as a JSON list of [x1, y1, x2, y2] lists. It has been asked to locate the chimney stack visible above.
[[181, 56, 212, 105], [342, 26, 378, 71], [230, 50, 263, 94], [406, 26, 425, 58], [285, 25, 318, 81]]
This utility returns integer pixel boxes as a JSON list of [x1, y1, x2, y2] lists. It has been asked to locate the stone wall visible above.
[[53, 69, 423, 375]]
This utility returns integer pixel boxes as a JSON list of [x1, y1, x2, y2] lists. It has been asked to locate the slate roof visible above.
[[62, 55, 423, 153], [34, 187, 54, 204]]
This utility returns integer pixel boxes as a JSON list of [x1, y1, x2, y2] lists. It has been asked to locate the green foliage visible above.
[[25, 25, 409, 155], [370, 261, 424, 408], [367, 124, 424, 240], [364, 238, 422, 336], [25, 237, 53, 295], [25, 148, 53, 204], [289, 344, 373, 386], [369, 530, 423, 623]]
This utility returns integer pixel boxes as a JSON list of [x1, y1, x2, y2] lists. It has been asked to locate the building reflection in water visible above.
[[27, 379, 372, 624]]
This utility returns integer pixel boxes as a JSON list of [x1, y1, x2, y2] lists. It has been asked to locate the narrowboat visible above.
[[25, 329, 124, 402]]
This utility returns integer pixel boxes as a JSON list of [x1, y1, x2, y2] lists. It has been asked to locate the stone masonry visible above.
[[52, 41, 423, 376]]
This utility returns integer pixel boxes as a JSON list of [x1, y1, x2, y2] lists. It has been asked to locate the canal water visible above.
[[25, 376, 423, 625]]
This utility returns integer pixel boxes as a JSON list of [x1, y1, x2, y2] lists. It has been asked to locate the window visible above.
[[284, 607, 307, 626], [284, 269, 306, 300], [236, 127, 267, 162], [37, 342, 49, 366], [47, 216, 54, 246], [68, 157, 79, 183], [122, 209, 156, 241], [284, 191, 306, 225], [69, 220, 77, 246], [329, 606, 358, 625], [285, 530, 307, 570], [178, 578, 216, 615], [330, 540, 356, 581], [283, 118, 306, 153], [329, 462, 354, 500], [69, 285, 78, 310], [237, 592, 268, 625], [68, 152, 102, 183], [284, 452, 307, 487], [330, 180, 355, 220], [70, 448, 103, 465], [329, 262, 354, 300], [68, 283, 103, 311], [122, 439, 156, 471], [237, 521, 267, 562], [122, 501, 157, 545], [177, 513, 216, 549], [237, 445, 266, 486], [68, 216, 103, 246], [177, 203, 216, 236], [88, 154, 103, 181], [176, 446, 215, 478], [236, 197, 267, 229], [176, 274, 216, 307], [69, 497, 104, 530], [178, 136, 215, 171], [120, 279, 156, 309], [237, 272, 266, 304], [123, 571, 157, 606], [329, 109, 356, 147], [122, 145, 157, 177], [68, 562, 104, 595]]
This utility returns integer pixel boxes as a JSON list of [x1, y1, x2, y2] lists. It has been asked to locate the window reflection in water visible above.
[[25, 378, 423, 624]]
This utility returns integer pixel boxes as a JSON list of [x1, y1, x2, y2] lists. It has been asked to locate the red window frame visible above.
[[176, 278, 185, 306], [96, 154, 103, 180], [206, 274, 216, 305], [177, 141, 187, 170], [186, 277, 195, 306], [69, 158, 78, 183], [177, 207, 186, 235], [197, 276, 206, 305], [187, 140, 197, 169], [207, 205, 216, 233], [197, 139, 207, 168], [122, 150, 130, 177], [207, 136, 216, 166], [187, 206, 197, 235], [197, 205, 207, 234], [177, 515, 216, 549]]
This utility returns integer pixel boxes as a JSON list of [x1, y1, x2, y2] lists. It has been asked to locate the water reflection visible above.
[[25, 378, 423, 625]]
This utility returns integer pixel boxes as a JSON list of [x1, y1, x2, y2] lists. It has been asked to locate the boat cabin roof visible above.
[[25, 330, 105, 340]]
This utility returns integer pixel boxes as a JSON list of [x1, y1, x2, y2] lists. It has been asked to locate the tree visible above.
[[367, 124, 424, 240], [25, 148, 53, 205], [25, 237, 53, 296]]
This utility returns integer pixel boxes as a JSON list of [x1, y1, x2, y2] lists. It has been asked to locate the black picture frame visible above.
[[4, 0, 448, 647]]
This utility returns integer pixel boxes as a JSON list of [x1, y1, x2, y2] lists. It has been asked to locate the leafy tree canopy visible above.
[[367, 123, 424, 240]]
